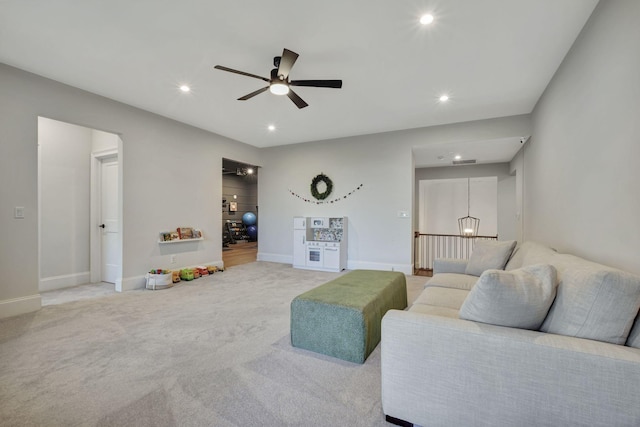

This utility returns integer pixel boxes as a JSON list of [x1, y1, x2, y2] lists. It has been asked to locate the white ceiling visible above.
[[413, 136, 526, 168], [0, 0, 598, 160]]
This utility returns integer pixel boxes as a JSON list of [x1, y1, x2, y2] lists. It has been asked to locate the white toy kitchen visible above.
[[293, 216, 347, 272]]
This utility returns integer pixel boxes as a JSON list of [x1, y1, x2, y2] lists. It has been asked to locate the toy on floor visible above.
[[180, 269, 194, 281], [171, 270, 181, 283], [145, 270, 173, 290]]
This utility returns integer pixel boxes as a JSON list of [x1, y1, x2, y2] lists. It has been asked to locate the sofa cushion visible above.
[[459, 264, 558, 330], [465, 240, 517, 277], [540, 262, 640, 345], [413, 287, 469, 311], [627, 315, 640, 348], [427, 273, 478, 291], [408, 303, 460, 319], [504, 241, 557, 271]]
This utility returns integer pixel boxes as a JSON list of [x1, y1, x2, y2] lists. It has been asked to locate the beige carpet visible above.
[[0, 262, 427, 426]]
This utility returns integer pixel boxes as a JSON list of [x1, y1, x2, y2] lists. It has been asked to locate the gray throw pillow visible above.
[[459, 264, 558, 330], [540, 268, 640, 345], [465, 240, 517, 277], [626, 315, 640, 348]]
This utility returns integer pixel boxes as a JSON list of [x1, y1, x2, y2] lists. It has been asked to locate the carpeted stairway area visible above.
[[0, 262, 426, 426]]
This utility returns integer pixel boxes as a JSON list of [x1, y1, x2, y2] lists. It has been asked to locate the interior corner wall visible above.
[[258, 115, 531, 274], [0, 63, 261, 317], [525, 0, 640, 275]]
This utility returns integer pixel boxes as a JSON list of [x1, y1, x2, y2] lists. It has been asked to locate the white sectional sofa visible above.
[[381, 241, 640, 427]]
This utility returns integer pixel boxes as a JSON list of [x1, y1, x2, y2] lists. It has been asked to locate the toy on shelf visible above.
[[158, 227, 203, 244]]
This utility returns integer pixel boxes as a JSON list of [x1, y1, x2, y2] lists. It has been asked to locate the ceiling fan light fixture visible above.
[[420, 14, 434, 25], [270, 82, 289, 95]]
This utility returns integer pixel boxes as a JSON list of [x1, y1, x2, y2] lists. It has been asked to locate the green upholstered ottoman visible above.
[[290, 270, 407, 363]]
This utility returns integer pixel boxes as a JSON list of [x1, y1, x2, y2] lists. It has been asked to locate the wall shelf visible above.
[[159, 228, 202, 244], [158, 237, 204, 244]]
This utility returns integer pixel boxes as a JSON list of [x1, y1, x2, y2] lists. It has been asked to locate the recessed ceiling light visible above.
[[454, 155, 462, 160], [439, 94, 449, 102], [179, 85, 190, 93], [420, 14, 434, 25], [268, 124, 276, 131]]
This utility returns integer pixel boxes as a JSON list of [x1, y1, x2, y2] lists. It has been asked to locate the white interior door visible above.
[[100, 157, 120, 283]]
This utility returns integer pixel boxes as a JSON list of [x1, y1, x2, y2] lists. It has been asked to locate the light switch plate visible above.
[[15, 207, 25, 219]]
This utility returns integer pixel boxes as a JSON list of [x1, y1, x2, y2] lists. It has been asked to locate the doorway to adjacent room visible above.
[[222, 158, 258, 268], [38, 117, 123, 294]]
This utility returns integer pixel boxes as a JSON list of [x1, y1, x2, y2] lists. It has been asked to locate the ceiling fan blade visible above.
[[277, 48, 299, 79], [238, 86, 269, 100], [290, 79, 343, 88], [287, 89, 308, 109], [214, 65, 269, 82]]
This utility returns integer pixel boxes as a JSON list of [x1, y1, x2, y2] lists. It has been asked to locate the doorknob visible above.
[[99, 224, 106, 228]]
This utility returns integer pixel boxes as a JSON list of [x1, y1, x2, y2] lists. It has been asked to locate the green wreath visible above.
[[310, 173, 333, 200]]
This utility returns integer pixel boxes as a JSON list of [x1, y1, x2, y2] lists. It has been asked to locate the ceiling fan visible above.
[[214, 48, 342, 109]]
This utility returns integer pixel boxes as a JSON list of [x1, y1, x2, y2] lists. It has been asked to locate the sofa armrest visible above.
[[433, 258, 468, 275], [381, 310, 640, 427]]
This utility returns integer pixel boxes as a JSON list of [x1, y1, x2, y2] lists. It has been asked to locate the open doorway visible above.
[[222, 158, 258, 268], [38, 117, 123, 299]]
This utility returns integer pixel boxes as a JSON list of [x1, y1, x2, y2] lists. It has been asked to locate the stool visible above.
[[290, 270, 407, 363]]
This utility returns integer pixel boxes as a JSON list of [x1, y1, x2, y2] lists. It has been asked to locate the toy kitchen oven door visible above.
[[305, 243, 323, 268]]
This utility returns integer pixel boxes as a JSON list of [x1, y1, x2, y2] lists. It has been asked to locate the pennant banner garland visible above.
[[289, 184, 364, 204]]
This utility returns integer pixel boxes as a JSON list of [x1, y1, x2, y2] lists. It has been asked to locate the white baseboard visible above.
[[256, 253, 413, 275], [256, 252, 292, 264], [0, 294, 41, 319], [346, 260, 413, 275], [118, 275, 145, 292], [118, 260, 225, 292], [39, 272, 91, 292]]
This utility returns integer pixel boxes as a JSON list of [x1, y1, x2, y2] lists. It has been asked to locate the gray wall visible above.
[[0, 63, 261, 317], [38, 118, 92, 281], [257, 116, 530, 274], [521, 0, 640, 274]]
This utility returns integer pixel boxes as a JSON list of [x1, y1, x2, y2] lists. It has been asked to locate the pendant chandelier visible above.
[[458, 178, 480, 237]]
